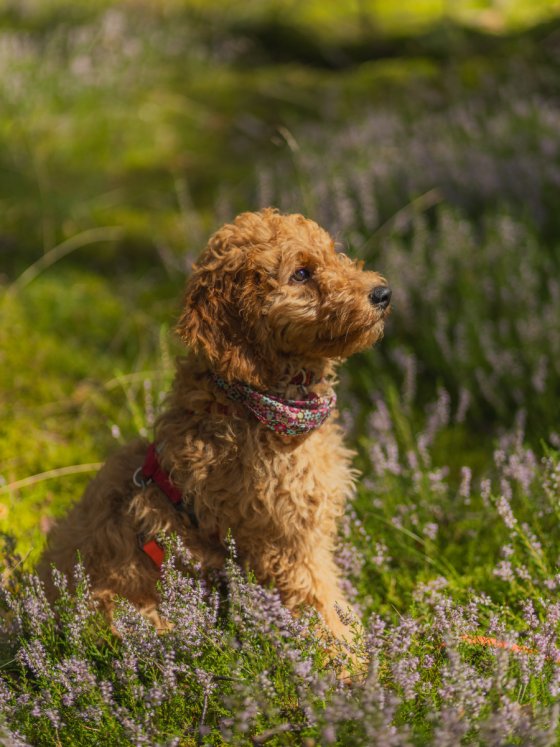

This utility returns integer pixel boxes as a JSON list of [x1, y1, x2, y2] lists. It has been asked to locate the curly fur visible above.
[[38, 208, 390, 641]]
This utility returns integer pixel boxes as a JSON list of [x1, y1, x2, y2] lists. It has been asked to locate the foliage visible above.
[[2, 422, 560, 745], [258, 66, 560, 436]]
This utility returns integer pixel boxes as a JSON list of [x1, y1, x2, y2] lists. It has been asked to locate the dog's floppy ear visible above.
[[176, 236, 269, 388]]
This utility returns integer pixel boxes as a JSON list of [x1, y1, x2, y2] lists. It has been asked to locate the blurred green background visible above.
[[1, 0, 560, 563]]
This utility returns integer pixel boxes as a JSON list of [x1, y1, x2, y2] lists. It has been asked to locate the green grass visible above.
[[0, 266, 179, 561]]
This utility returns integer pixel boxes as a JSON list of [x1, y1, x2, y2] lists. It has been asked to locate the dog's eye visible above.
[[290, 268, 311, 283]]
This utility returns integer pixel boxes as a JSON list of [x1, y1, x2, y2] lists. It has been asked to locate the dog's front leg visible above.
[[289, 548, 366, 679], [253, 543, 358, 642], [301, 554, 358, 643]]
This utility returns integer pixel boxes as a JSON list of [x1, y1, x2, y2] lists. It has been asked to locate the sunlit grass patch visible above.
[[0, 268, 178, 561]]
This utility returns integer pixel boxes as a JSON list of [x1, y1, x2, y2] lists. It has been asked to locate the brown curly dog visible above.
[[38, 208, 391, 642]]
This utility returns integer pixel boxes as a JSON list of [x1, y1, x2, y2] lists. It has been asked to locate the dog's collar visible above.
[[210, 372, 336, 436]]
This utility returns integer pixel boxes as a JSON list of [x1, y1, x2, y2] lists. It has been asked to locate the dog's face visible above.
[[261, 229, 389, 360], [178, 209, 390, 387]]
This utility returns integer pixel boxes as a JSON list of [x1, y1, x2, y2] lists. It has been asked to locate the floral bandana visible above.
[[211, 374, 336, 436]]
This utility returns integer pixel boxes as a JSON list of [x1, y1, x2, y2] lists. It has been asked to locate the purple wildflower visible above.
[[459, 466, 472, 500], [496, 495, 517, 529]]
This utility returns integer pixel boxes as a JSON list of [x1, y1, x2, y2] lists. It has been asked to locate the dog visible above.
[[38, 208, 391, 643]]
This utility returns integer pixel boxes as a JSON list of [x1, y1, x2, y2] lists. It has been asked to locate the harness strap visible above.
[[142, 538, 165, 569], [136, 443, 198, 570], [141, 443, 182, 505]]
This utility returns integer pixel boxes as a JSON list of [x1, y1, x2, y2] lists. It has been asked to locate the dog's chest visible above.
[[181, 415, 356, 538], [223, 422, 355, 532]]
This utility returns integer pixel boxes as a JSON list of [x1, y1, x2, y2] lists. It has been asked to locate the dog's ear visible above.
[[176, 239, 269, 388]]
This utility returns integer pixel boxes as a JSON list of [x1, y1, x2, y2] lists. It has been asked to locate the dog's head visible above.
[[177, 208, 390, 387]]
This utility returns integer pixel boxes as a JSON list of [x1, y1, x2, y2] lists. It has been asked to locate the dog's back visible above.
[[38, 440, 156, 612]]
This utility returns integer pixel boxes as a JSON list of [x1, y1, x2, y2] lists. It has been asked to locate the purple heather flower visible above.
[[143, 378, 155, 427], [0, 676, 14, 718], [387, 616, 418, 657], [423, 522, 439, 540], [0, 726, 32, 747], [548, 667, 560, 698], [365, 614, 387, 654], [391, 656, 420, 700], [371, 541, 391, 568], [16, 639, 51, 680], [459, 466, 472, 499], [515, 565, 532, 582], [428, 468, 448, 495], [54, 656, 97, 705], [480, 478, 492, 506], [391, 347, 417, 405], [423, 388, 451, 445], [496, 495, 517, 529], [423, 655, 435, 669], [7, 575, 55, 636], [549, 432, 560, 449], [521, 600, 540, 630], [494, 560, 515, 583]]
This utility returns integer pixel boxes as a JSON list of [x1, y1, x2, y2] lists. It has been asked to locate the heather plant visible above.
[[257, 73, 560, 435], [3, 395, 560, 745]]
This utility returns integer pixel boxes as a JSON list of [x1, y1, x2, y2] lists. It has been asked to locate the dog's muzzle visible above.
[[369, 285, 392, 310]]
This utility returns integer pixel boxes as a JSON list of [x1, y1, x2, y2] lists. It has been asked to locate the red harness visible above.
[[142, 538, 166, 569], [135, 443, 193, 570], [141, 443, 182, 506]]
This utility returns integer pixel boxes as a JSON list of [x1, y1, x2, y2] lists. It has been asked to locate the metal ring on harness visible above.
[[133, 467, 149, 489]]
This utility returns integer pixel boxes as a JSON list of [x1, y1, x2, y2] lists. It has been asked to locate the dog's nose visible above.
[[369, 285, 392, 309]]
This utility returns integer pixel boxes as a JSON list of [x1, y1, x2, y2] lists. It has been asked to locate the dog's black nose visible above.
[[369, 285, 392, 309]]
